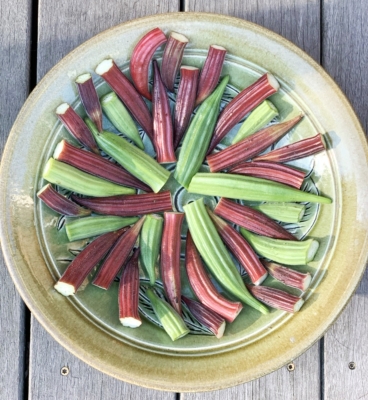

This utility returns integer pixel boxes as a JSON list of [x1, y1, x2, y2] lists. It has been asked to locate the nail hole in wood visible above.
[[287, 362, 295, 372]]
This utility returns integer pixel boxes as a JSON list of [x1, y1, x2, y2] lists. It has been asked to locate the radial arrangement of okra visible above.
[[38, 27, 331, 341]]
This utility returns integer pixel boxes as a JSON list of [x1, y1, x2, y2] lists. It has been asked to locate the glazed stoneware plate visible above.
[[1, 12, 368, 392]]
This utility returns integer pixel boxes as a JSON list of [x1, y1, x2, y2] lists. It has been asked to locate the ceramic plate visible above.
[[1, 12, 368, 392]]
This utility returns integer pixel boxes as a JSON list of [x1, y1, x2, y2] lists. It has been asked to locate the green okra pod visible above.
[[42, 158, 135, 197], [86, 119, 171, 193], [65, 215, 139, 241], [231, 100, 278, 144], [174, 75, 229, 188], [240, 228, 319, 265], [140, 214, 164, 285], [100, 91, 144, 149], [183, 198, 269, 314], [145, 288, 189, 341], [188, 173, 332, 204], [251, 202, 306, 223]]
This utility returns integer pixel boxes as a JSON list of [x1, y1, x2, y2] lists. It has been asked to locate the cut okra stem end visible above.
[[54, 281, 75, 296]]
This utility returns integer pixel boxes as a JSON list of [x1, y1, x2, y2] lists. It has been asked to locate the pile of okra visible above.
[[38, 28, 331, 341]]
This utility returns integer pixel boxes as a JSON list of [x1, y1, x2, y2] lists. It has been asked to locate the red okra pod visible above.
[[247, 284, 304, 313], [75, 73, 103, 132], [93, 217, 145, 289], [160, 212, 184, 314], [54, 228, 126, 296], [207, 115, 303, 172], [152, 60, 176, 163], [173, 66, 199, 149], [95, 59, 154, 141], [54, 140, 151, 192], [207, 209, 268, 285], [262, 260, 312, 291], [185, 231, 243, 322], [254, 133, 326, 163], [130, 27, 167, 100], [37, 183, 91, 217], [119, 248, 142, 328], [71, 191, 172, 217], [214, 198, 296, 240], [196, 45, 227, 106], [56, 103, 99, 154], [182, 296, 226, 339], [207, 73, 280, 153], [161, 32, 189, 92], [229, 160, 305, 189]]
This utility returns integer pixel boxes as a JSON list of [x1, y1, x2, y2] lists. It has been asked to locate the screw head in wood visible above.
[[287, 362, 295, 372], [61, 366, 70, 376], [348, 362, 356, 370]]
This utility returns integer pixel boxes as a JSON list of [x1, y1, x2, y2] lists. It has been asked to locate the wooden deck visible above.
[[1, 1, 367, 398]]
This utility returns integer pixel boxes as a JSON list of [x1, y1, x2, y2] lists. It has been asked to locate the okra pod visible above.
[[251, 203, 306, 223], [207, 115, 303, 172], [152, 60, 176, 164], [42, 158, 135, 197], [247, 284, 304, 313], [93, 217, 145, 289], [240, 228, 319, 265], [207, 209, 268, 285], [65, 216, 138, 241], [145, 288, 189, 341], [173, 66, 199, 149], [140, 214, 164, 285], [231, 100, 278, 144], [95, 59, 153, 140], [214, 198, 296, 240], [100, 92, 144, 149], [89, 126, 171, 193], [119, 248, 142, 327], [54, 228, 125, 296], [37, 183, 91, 217], [54, 139, 151, 192], [208, 73, 280, 153], [160, 212, 184, 314], [183, 198, 269, 314], [174, 75, 229, 188], [262, 260, 312, 291], [130, 27, 167, 100], [185, 231, 243, 322], [161, 32, 189, 92], [229, 160, 305, 189], [196, 45, 227, 105], [187, 173, 332, 204], [75, 73, 103, 132], [56, 103, 100, 155], [71, 191, 172, 217], [254, 133, 326, 163], [182, 296, 226, 339]]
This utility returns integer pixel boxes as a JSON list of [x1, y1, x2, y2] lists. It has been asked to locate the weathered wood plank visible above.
[[0, 0, 32, 399], [182, 1, 322, 398], [322, 2, 368, 398], [30, 1, 178, 399], [184, 0, 320, 62], [183, 343, 321, 399]]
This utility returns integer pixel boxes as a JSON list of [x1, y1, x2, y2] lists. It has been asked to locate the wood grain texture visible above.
[[184, 0, 320, 62], [183, 342, 320, 399], [29, 318, 175, 400], [30, 1, 178, 399], [0, 0, 32, 399], [322, 1, 368, 398], [37, 0, 179, 80]]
